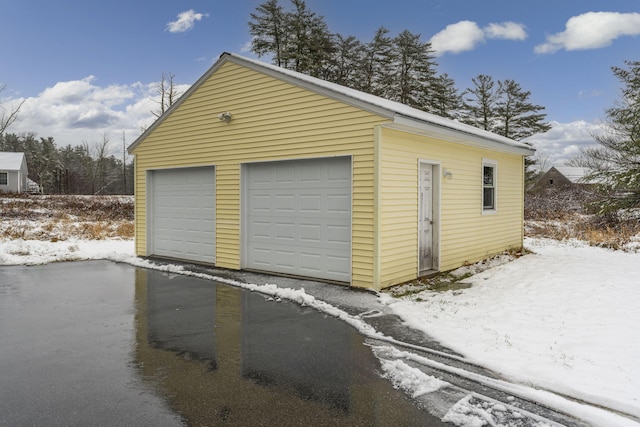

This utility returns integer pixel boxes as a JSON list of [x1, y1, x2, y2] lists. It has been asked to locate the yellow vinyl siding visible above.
[[378, 127, 525, 288], [131, 62, 385, 288]]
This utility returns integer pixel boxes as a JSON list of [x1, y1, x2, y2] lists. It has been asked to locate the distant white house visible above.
[[0, 152, 29, 193]]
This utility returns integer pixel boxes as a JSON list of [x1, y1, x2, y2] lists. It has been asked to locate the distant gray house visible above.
[[531, 166, 594, 192], [0, 152, 29, 193]]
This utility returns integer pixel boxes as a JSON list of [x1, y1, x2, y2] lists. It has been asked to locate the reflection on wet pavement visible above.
[[134, 268, 438, 426], [0, 261, 443, 426]]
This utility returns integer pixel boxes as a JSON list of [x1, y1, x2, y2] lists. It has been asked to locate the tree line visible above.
[[249, 0, 551, 140], [570, 60, 640, 213], [3, 0, 636, 208], [0, 132, 133, 195], [249, 0, 551, 184]]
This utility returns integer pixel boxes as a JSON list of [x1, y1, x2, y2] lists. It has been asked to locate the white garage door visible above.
[[244, 157, 351, 282], [149, 167, 215, 264]]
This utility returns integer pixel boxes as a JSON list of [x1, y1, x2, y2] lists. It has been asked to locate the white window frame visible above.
[[482, 159, 497, 214], [0, 172, 8, 186]]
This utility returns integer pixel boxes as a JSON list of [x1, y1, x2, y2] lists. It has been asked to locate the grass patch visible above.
[[386, 247, 528, 298], [1, 195, 134, 241], [525, 189, 640, 251]]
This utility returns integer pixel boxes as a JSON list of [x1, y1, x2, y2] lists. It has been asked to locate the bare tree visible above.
[[0, 84, 25, 135], [121, 131, 128, 193], [93, 133, 111, 194], [534, 151, 551, 173], [151, 72, 181, 118]]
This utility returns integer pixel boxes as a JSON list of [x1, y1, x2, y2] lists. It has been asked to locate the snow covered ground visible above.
[[381, 237, 640, 426], [1, 235, 638, 426]]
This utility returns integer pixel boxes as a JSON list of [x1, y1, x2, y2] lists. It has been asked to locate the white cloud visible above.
[[166, 9, 209, 33], [240, 37, 254, 54], [484, 22, 527, 40], [430, 21, 527, 56], [2, 77, 190, 155], [535, 12, 640, 54], [430, 21, 485, 55], [524, 120, 602, 166]]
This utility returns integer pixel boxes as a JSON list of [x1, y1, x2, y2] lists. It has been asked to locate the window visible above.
[[0, 172, 7, 186], [482, 160, 496, 212]]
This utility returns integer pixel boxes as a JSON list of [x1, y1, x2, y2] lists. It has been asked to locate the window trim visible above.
[[482, 159, 497, 214], [0, 172, 8, 186]]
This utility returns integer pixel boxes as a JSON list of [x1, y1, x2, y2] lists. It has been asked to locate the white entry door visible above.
[[419, 163, 434, 274], [244, 157, 351, 282]]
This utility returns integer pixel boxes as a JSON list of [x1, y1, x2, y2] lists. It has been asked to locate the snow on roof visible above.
[[0, 152, 26, 170], [226, 53, 534, 154], [129, 52, 535, 155], [554, 166, 590, 183]]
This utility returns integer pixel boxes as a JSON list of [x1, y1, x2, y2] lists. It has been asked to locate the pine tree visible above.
[[428, 73, 462, 119], [462, 75, 550, 186], [327, 34, 363, 87], [358, 27, 395, 96], [390, 30, 438, 110], [461, 74, 500, 131], [283, 0, 334, 76], [249, 0, 334, 76], [494, 79, 551, 140], [462, 75, 550, 140], [570, 60, 640, 211], [249, 0, 287, 66]]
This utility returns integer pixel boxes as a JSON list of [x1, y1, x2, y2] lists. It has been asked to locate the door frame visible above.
[[239, 155, 353, 282], [417, 160, 441, 276], [146, 165, 216, 262]]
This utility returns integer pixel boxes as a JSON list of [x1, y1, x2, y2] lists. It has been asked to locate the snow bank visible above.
[[0, 238, 134, 265]]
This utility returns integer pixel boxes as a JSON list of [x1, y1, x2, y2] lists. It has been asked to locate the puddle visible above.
[[134, 268, 442, 426], [0, 261, 444, 426]]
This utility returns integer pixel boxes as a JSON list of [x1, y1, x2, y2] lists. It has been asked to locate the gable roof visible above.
[[0, 152, 27, 171], [129, 52, 535, 156], [553, 166, 590, 184]]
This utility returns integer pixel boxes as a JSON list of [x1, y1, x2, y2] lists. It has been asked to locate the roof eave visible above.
[[223, 53, 396, 120], [127, 52, 535, 157], [389, 115, 536, 156]]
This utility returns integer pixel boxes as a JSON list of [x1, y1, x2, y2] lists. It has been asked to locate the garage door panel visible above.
[[275, 195, 295, 211], [276, 165, 295, 183], [327, 194, 350, 212], [327, 225, 350, 245], [327, 255, 351, 275], [245, 157, 351, 282], [299, 223, 321, 242], [299, 194, 321, 212], [150, 167, 215, 264], [275, 222, 295, 240], [274, 250, 296, 268]]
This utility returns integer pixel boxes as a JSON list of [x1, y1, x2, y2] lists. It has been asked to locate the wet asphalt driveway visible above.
[[0, 261, 445, 426]]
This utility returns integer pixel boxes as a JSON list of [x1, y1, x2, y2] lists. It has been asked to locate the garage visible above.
[[129, 52, 534, 290], [243, 157, 351, 282], [149, 166, 216, 264]]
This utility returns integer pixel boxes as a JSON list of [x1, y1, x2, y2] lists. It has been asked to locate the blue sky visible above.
[[1, 0, 638, 166]]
